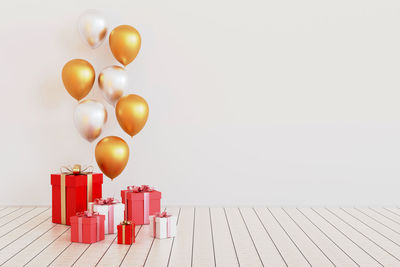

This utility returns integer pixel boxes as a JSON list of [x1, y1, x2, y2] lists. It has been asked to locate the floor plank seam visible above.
[[95, 235, 118, 266], [167, 208, 181, 267], [46, 241, 72, 267], [238, 208, 264, 267], [267, 208, 312, 267], [327, 208, 400, 262], [0, 216, 53, 251], [190, 207, 195, 267], [0, 208, 50, 239], [253, 208, 288, 267], [0, 207, 35, 228], [223, 208, 240, 266], [354, 208, 400, 235], [21, 227, 70, 266], [296, 208, 359, 267], [118, 225, 143, 266], [282, 208, 336, 266], [370, 208, 400, 226], [311, 208, 383, 267], [0, 208, 22, 219], [340, 208, 400, 248], [208, 208, 217, 267]]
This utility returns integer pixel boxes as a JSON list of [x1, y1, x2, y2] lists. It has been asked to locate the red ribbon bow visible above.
[[76, 211, 98, 217], [127, 185, 154, 193], [155, 212, 170, 218], [94, 197, 119, 205]]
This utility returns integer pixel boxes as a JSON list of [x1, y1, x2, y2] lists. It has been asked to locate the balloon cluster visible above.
[[61, 10, 149, 181]]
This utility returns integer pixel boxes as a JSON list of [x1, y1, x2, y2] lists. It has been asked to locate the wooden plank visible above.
[[383, 208, 400, 218], [285, 208, 357, 266], [240, 208, 286, 266], [25, 229, 71, 266], [48, 240, 90, 266], [166, 207, 195, 267], [0, 208, 51, 250], [209, 208, 239, 267], [269, 207, 334, 266], [191, 207, 215, 267], [371, 208, 400, 225], [314, 208, 388, 266], [0, 207, 20, 219], [299, 208, 380, 266], [0, 207, 34, 228], [328, 208, 400, 265], [1, 225, 69, 266], [72, 235, 116, 267], [255, 207, 309, 267], [144, 207, 180, 267], [356, 208, 400, 234], [345, 208, 400, 245], [225, 207, 263, 267], [0, 218, 55, 264], [99, 225, 142, 266]]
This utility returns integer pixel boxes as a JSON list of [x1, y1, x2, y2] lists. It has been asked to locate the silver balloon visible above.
[[74, 99, 107, 142], [98, 66, 128, 106], [77, 10, 108, 49]]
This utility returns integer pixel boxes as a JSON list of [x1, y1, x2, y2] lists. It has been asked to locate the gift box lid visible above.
[[51, 173, 103, 187], [70, 214, 105, 224], [122, 190, 161, 201], [117, 223, 135, 229]]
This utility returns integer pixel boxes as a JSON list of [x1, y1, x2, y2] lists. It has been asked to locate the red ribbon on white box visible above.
[[153, 212, 172, 238], [94, 198, 118, 234]]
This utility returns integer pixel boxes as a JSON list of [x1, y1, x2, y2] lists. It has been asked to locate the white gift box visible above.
[[93, 202, 124, 234], [153, 215, 177, 239]]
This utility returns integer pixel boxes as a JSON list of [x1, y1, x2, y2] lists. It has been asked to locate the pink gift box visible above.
[[70, 213, 105, 244], [121, 186, 161, 225]]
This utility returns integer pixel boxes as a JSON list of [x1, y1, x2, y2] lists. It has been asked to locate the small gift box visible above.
[[51, 165, 103, 225], [92, 198, 124, 234], [117, 221, 135, 244], [121, 185, 161, 225], [153, 212, 177, 239], [70, 211, 105, 244]]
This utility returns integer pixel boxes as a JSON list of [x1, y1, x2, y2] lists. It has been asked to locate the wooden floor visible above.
[[1, 208, 400, 266]]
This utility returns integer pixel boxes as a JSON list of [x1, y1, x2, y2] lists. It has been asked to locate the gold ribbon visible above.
[[87, 174, 93, 209], [60, 174, 66, 224], [59, 164, 94, 225], [122, 225, 125, 244]]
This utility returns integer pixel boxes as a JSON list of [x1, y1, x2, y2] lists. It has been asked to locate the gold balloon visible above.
[[116, 94, 149, 137], [109, 25, 141, 66], [62, 59, 95, 101], [95, 136, 129, 180]]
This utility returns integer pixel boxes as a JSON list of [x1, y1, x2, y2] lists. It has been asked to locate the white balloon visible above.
[[98, 65, 128, 106], [78, 10, 108, 49], [74, 99, 107, 142]]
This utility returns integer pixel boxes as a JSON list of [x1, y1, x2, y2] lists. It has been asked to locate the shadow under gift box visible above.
[[70, 214, 105, 244], [121, 190, 161, 225], [51, 173, 103, 225]]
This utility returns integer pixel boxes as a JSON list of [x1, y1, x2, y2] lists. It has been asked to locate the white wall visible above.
[[1, 0, 400, 206]]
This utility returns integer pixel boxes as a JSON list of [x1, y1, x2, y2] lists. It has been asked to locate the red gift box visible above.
[[121, 186, 161, 225], [121, 185, 161, 215], [117, 221, 135, 244], [51, 173, 103, 225], [71, 212, 105, 244]]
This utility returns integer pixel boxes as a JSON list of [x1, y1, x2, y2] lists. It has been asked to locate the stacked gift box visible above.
[[51, 165, 176, 245]]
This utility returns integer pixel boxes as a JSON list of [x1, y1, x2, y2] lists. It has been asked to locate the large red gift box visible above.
[[121, 186, 161, 225], [51, 173, 103, 225], [71, 212, 105, 244], [117, 221, 135, 244]]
